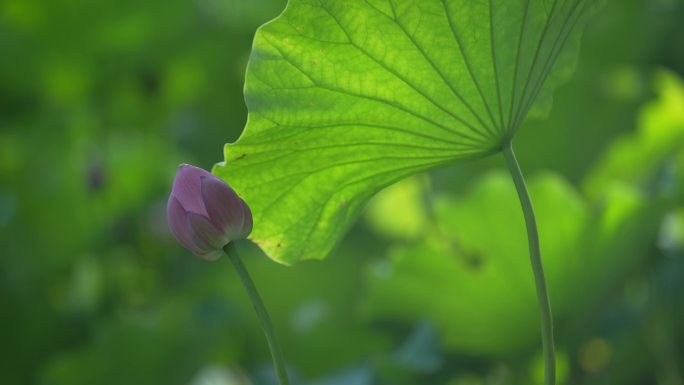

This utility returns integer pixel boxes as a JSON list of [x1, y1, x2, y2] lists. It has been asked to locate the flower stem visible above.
[[224, 243, 290, 385], [502, 141, 556, 385]]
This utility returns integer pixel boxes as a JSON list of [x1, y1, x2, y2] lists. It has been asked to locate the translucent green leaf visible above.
[[214, 0, 599, 264]]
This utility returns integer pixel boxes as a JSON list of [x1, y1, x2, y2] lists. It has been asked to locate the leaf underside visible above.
[[214, 0, 597, 264]]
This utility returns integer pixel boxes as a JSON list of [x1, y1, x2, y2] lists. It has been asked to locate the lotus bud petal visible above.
[[167, 164, 252, 260]]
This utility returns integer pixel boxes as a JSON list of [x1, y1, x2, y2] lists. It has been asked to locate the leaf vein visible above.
[[386, 0, 497, 140], [439, 0, 501, 135], [316, 1, 491, 144], [263, 35, 488, 145], [489, 0, 507, 132]]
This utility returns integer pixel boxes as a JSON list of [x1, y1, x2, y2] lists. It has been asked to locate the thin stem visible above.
[[502, 142, 556, 385], [224, 243, 290, 385]]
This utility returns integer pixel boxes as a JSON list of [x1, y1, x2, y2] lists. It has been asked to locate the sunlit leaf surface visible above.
[[215, 0, 598, 263]]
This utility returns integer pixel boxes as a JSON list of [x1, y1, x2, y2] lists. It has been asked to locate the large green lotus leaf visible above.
[[214, 0, 599, 264], [363, 171, 664, 355]]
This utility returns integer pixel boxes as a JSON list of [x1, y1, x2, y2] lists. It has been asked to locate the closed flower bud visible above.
[[167, 164, 253, 260]]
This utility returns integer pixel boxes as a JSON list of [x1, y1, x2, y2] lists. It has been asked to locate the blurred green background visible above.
[[1, 0, 683, 384]]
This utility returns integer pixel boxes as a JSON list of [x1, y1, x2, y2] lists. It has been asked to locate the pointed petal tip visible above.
[[178, 163, 197, 172], [177, 163, 209, 174]]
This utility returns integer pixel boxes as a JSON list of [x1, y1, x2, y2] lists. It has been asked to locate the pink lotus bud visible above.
[[167, 164, 253, 260]]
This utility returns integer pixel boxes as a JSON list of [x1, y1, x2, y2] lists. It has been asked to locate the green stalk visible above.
[[502, 141, 556, 385], [223, 243, 290, 385]]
